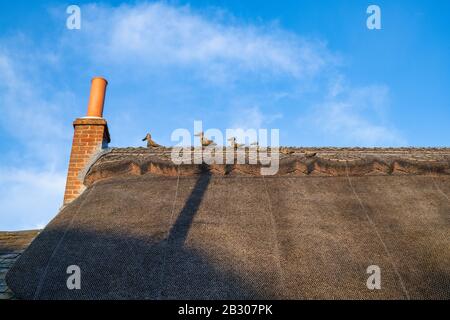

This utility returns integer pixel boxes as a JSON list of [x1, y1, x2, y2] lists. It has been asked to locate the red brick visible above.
[[64, 118, 110, 204]]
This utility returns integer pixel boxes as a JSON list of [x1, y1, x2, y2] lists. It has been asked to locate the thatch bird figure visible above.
[[280, 147, 295, 155], [305, 151, 317, 158], [228, 137, 244, 149], [142, 133, 162, 148], [195, 131, 216, 147]]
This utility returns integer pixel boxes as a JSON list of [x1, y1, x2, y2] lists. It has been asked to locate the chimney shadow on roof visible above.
[[167, 166, 211, 248], [6, 227, 272, 299]]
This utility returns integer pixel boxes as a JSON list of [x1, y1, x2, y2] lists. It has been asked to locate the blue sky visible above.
[[0, 0, 449, 230]]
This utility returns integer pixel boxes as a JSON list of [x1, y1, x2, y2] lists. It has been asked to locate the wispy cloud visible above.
[[0, 52, 73, 166], [0, 168, 65, 231], [0, 51, 70, 230], [78, 2, 332, 83], [300, 79, 406, 146], [230, 105, 282, 130]]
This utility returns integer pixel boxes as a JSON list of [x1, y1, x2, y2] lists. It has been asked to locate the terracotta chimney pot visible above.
[[86, 77, 108, 118]]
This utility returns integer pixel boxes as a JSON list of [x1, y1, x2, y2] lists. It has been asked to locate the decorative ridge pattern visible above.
[[83, 147, 450, 185]]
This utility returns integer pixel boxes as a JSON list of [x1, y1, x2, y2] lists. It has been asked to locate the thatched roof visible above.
[[6, 148, 450, 299], [0, 230, 40, 300], [0, 230, 39, 255]]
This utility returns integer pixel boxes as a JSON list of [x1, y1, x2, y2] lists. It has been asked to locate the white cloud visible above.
[[78, 2, 331, 83], [230, 106, 264, 130], [0, 168, 65, 231], [230, 106, 282, 130], [0, 52, 71, 230], [0, 52, 73, 167], [303, 82, 406, 146]]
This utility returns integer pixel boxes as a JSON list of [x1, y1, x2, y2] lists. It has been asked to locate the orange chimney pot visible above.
[[86, 77, 108, 117]]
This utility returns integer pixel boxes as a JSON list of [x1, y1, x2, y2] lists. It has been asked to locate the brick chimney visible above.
[[63, 77, 111, 204]]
